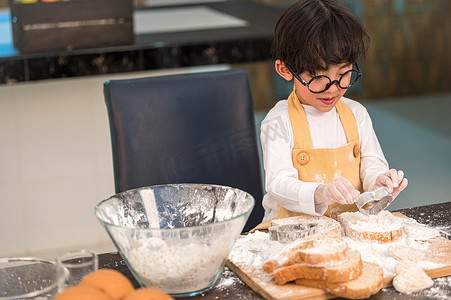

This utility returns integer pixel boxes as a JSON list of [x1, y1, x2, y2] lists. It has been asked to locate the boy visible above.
[[255, 0, 407, 230]]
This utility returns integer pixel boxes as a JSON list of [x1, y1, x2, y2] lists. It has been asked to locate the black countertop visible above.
[[98, 201, 451, 300], [0, 0, 285, 84]]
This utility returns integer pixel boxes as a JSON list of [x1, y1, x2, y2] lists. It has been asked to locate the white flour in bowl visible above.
[[126, 236, 230, 293]]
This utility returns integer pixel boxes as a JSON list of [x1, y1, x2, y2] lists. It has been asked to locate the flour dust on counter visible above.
[[229, 231, 285, 282], [382, 275, 451, 299], [343, 236, 442, 278], [402, 208, 451, 239], [422, 275, 451, 299], [227, 212, 451, 300], [211, 267, 256, 299]]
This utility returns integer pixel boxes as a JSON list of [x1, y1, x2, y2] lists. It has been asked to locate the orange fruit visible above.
[[80, 269, 134, 300], [123, 288, 174, 300], [55, 285, 112, 300]]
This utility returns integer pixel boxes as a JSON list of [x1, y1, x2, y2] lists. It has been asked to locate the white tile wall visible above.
[[0, 65, 229, 259]]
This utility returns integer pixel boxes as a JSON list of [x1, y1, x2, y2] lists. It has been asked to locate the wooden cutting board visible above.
[[226, 259, 332, 300], [226, 235, 451, 300]]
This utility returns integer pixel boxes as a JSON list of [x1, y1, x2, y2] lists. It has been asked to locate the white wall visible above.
[[0, 65, 229, 258]]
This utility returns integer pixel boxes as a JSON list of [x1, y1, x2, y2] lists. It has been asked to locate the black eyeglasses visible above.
[[287, 63, 362, 94]]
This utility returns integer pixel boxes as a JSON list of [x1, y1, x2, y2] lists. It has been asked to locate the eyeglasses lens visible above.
[[346, 70, 359, 87], [309, 77, 330, 93], [308, 70, 359, 93]]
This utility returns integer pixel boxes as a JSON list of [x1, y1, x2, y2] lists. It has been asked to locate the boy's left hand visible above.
[[375, 169, 408, 199]]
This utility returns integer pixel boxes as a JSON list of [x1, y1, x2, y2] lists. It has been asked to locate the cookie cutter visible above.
[[268, 223, 318, 244], [356, 187, 393, 215]]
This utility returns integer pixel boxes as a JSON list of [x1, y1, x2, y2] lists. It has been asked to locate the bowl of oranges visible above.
[[94, 184, 254, 297], [55, 269, 174, 300]]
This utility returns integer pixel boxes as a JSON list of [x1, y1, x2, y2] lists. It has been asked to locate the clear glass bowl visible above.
[[0, 257, 59, 299], [94, 183, 254, 297]]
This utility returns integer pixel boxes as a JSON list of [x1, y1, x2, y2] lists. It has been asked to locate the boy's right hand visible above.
[[315, 176, 360, 205]]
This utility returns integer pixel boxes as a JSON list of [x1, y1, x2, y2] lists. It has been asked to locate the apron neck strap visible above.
[[288, 87, 359, 149], [288, 87, 311, 149]]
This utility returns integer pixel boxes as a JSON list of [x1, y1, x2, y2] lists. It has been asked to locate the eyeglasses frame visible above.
[[287, 63, 362, 94]]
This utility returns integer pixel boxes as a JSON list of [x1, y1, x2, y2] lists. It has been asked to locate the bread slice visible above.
[[338, 211, 403, 243], [272, 250, 363, 285], [388, 244, 426, 262], [271, 215, 342, 237], [263, 235, 350, 274], [392, 260, 433, 293], [295, 262, 383, 299]]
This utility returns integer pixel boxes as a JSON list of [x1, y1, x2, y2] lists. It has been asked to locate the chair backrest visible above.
[[103, 69, 264, 232]]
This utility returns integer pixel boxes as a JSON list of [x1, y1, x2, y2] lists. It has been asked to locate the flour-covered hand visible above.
[[375, 169, 408, 199], [315, 176, 360, 205]]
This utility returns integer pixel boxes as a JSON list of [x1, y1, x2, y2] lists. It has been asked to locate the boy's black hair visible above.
[[271, 0, 369, 75]]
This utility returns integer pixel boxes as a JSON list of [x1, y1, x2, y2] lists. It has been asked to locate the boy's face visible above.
[[276, 61, 353, 112]]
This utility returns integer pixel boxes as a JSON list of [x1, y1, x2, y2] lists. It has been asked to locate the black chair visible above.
[[103, 69, 264, 232]]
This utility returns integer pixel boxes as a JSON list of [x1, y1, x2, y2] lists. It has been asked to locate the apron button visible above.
[[353, 144, 360, 158], [297, 152, 310, 165]]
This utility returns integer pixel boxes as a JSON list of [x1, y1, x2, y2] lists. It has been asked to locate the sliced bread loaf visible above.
[[272, 250, 363, 285], [263, 235, 350, 273], [338, 210, 403, 243], [295, 262, 383, 299]]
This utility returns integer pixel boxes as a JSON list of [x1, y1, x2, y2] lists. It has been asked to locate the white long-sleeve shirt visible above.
[[260, 97, 389, 221]]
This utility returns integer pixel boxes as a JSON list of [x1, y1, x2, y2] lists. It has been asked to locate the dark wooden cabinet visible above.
[[10, 0, 134, 53]]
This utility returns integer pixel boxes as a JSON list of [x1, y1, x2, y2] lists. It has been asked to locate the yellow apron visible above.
[[252, 89, 362, 231]]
